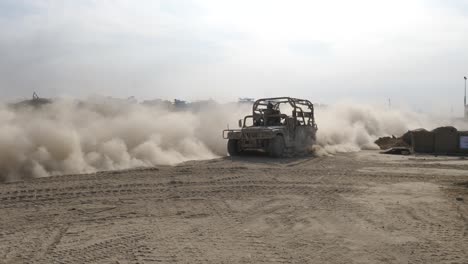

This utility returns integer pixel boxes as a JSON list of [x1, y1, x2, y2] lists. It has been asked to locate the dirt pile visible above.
[[375, 136, 409, 150], [375, 131, 412, 150]]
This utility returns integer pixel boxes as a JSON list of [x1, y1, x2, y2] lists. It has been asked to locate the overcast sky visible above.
[[0, 0, 467, 113]]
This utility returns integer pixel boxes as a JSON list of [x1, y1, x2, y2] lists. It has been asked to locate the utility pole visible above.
[[465, 76, 467, 119]]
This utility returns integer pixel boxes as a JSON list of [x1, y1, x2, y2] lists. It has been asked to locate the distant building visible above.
[[173, 99, 189, 110], [174, 99, 187, 106], [141, 99, 172, 109], [314, 103, 328, 109], [238, 98, 255, 104]]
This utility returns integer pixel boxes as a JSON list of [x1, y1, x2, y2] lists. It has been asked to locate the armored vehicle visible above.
[[223, 97, 318, 157]]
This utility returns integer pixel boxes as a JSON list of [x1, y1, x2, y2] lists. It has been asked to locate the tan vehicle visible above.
[[223, 97, 318, 157]]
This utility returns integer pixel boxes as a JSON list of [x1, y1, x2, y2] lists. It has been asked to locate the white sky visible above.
[[0, 0, 467, 114]]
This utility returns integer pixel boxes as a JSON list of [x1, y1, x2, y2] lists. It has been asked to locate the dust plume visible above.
[[314, 102, 468, 155], [0, 97, 249, 182], [1, 97, 466, 181]]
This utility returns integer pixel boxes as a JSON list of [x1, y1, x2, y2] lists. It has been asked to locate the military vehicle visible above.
[[223, 97, 318, 157]]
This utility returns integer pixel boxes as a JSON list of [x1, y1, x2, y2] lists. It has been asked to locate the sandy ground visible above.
[[0, 151, 467, 264]]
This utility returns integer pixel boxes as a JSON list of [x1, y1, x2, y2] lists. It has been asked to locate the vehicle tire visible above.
[[268, 135, 285, 158], [227, 139, 241, 156]]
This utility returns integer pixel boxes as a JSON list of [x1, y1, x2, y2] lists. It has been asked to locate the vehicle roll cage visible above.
[[245, 97, 316, 127]]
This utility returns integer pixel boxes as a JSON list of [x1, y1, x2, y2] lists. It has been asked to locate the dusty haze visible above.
[[314, 103, 468, 155], [0, 98, 249, 181], [0, 98, 466, 181]]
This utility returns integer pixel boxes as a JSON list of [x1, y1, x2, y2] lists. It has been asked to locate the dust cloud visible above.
[[0, 97, 249, 181], [314, 103, 468, 155], [1, 98, 465, 181]]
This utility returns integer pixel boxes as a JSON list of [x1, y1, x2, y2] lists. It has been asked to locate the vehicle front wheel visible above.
[[268, 135, 285, 158], [227, 139, 241, 156]]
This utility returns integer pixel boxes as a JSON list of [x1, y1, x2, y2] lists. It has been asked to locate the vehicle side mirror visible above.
[[238, 119, 243, 128]]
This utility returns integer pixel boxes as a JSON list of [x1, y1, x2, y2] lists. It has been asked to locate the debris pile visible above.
[[374, 136, 409, 150]]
